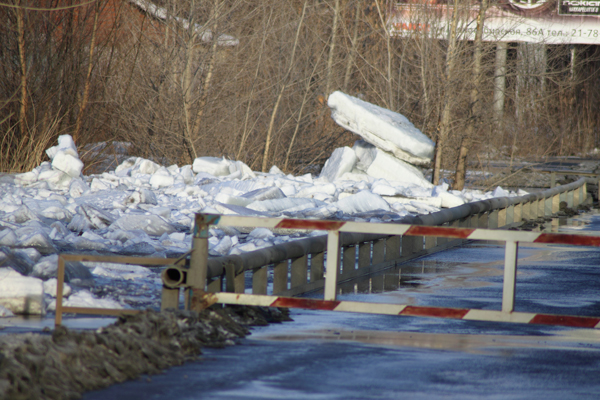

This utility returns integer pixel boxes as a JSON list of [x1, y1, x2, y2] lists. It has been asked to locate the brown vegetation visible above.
[[1, 0, 599, 184]]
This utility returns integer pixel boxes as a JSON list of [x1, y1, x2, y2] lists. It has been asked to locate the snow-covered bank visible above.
[[0, 131, 521, 315]]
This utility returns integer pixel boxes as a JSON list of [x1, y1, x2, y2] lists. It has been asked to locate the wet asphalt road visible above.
[[84, 213, 600, 399]]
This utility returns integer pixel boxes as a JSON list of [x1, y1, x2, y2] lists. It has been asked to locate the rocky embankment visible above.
[[0, 307, 290, 400]]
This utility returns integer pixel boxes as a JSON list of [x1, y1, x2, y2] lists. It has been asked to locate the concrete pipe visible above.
[[161, 265, 188, 288]]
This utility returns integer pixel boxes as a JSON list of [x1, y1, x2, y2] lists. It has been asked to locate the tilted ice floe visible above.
[[328, 91, 435, 166]]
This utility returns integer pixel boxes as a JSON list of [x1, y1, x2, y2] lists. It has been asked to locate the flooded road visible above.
[[84, 212, 600, 399]]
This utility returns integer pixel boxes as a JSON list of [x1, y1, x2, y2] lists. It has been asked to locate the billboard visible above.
[[389, 1, 600, 44]]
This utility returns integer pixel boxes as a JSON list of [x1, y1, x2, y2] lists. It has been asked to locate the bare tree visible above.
[[453, 0, 489, 190], [432, 0, 461, 186]]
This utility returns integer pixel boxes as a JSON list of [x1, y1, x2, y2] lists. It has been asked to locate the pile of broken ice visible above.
[[0, 93, 522, 315]]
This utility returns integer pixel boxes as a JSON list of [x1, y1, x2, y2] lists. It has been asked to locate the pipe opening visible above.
[[162, 266, 187, 288]]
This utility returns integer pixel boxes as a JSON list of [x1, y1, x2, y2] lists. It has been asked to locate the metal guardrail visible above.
[[54, 177, 597, 327], [191, 177, 592, 298]]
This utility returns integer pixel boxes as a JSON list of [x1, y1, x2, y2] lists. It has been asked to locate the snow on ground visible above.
[[0, 134, 521, 315]]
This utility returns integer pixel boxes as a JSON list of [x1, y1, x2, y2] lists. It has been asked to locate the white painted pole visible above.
[[502, 240, 519, 313], [324, 230, 341, 301]]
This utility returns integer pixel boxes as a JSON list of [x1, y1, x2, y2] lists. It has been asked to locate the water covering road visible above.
[[82, 212, 600, 399]]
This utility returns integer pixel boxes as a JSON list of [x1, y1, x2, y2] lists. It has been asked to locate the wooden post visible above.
[[55, 256, 66, 326]]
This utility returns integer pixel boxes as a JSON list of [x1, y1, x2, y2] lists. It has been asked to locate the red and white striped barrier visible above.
[[207, 292, 600, 329], [200, 214, 600, 329], [212, 215, 600, 247]]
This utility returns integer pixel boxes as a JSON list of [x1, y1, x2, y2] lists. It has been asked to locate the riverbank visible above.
[[0, 307, 290, 399]]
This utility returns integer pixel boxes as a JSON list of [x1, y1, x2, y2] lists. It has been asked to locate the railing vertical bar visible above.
[[358, 242, 371, 268], [310, 253, 324, 282], [522, 201, 530, 220], [273, 261, 288, 293], [342, 246, 356, 275], [477, 212, 488, 228], [502, 240, 519, 313], [488, 210, 499, 229], [469, 214, 478, 228], [498, 208, 507, 227], [234, 271, 245, 294], [424, 235, 437, 249], [553, 193, 560, 214], [372, 238, 386, 264], [386, 236, 401, 261], [437, 223, 448, 245], [324, 230, 340, 301], [291, 256, 308, 288], [545, 196, 552, 216], [252, 267, 267, 295], [412, 235, 424, 253], [208, 277, 222, 293], [161, 287, 179, 310], [514, 203, 522, 223], [450, 220, 463, 245], [567, 190, 574, 208], [506, 205, 514, 225]]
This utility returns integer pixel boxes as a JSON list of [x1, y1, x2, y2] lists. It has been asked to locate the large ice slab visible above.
[[111, 214, 178, 236], [46, 290, 123, 311], [328, 91, 434, 166], [46, 134, 79, 160], [360, 146, 433, 188], [432, 184, 466, 208], [335, 190, 390, 214], [192, 157, 231, 176], [319, 147, 357, 183], [0, 268, 44, 315], [247, 198, 325, 214], [51, 151, 83, 178]]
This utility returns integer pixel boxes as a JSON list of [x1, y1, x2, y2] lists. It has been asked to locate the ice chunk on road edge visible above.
[[0, 268, 45, 315]]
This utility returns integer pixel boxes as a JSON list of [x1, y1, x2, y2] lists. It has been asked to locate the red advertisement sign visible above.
[[389, 1, 600, 44]]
